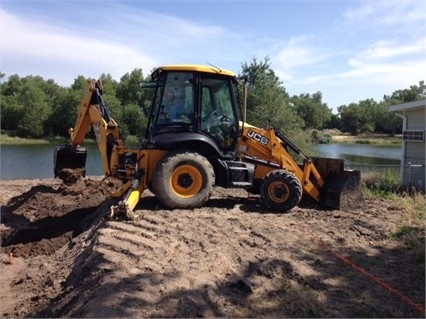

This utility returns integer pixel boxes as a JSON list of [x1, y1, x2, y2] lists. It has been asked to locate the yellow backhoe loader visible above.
[[54, 65, 364, 218]]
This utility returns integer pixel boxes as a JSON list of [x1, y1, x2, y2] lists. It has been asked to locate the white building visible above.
[[388, 99, 425, 191]]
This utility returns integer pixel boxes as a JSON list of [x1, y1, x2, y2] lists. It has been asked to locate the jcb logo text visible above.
[[248, 130, 269, 146]]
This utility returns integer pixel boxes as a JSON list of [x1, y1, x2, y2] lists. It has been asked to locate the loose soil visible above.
[[0, 174, 424, 318]]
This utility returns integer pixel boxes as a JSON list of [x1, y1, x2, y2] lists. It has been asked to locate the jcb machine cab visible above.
[[55, 65, 364, 217]]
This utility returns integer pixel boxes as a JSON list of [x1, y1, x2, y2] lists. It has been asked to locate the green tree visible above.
[[1, 93, 25, 131], [16, 81, 50, 137], [1, 75, 60, 137], [120, 103, 147, 138], [1, 74, 25, 131], [46, 76, 88, 137], [116, 68, 144, 106], [373, 102, 402, 135], [358, 99, 377, 133], [325, 113, 341, 130], [338, 103, 365, 135], [385, 81, 425, 103], [290, 91, 332, 129], [70, 75, 88, 91], [47, 89, 81, 136], [377, 80, 424, 135], [239, 56, 303, 132], [239, 56, 310, 155], [116, 69, 148, 136]]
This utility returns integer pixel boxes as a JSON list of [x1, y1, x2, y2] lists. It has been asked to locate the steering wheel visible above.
[[204, 109, 220, 121]]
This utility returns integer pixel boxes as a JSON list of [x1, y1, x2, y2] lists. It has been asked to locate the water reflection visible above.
[[1, 143, 105, 180]]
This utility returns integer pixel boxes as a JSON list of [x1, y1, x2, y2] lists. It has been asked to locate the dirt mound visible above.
[[57, 168, 86, 185], [1, 175, 119, 258], [0, 178, 425, 318]]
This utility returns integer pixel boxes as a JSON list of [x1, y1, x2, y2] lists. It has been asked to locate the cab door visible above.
[[199, 75, 239, 155]]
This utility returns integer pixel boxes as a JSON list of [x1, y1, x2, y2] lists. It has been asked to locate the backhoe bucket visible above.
[[311, 157, 365, 210], [54, 146, 87, 178]]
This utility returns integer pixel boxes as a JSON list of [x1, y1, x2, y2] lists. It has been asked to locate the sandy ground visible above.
[[328, 132, 401, 144], [0, 176, 425, 318]]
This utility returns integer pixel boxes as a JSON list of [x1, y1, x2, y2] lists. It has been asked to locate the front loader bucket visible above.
[[54, 146, 87, 178], [311, 157, 365, 210]]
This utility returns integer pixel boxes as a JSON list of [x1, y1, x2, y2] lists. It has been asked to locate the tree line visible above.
[[1, 57, 424, 141]]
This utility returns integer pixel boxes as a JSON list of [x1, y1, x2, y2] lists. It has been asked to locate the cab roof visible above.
[[154, 64, 236, 77]]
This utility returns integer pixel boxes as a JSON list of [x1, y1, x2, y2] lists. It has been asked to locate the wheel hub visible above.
[[171, 164, 203, 198], [178, 173, 193, 189], [273, 185, 286, 198], [268, 181, 290, 203]]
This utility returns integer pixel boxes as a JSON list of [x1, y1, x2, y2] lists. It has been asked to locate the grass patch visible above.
[[354, 139, 373, 144], [394, 192, 426, 262], [1, 131, 140, 146], [362, 171, 425, 263], [0, 134, 52, 145], [353, 138, 401, 145]]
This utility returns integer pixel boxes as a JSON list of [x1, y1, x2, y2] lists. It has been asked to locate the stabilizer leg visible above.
[[110, 176, 146, 219]]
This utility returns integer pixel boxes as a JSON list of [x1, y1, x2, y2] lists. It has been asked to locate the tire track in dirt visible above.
[[43, 206, 310, 318]]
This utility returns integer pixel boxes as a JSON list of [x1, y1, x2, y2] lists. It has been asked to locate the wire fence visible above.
[[346, 163, 425, 192]]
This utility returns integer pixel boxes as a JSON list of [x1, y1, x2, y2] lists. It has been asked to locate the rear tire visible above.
[[152, 151, 215, 209], [260, 170, 302, 212]]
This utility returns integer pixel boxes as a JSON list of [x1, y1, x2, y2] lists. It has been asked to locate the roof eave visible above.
[[388, 99, 426, 112]]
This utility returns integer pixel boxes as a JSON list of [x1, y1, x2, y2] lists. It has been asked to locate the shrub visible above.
[[361, 170, 401, 197]]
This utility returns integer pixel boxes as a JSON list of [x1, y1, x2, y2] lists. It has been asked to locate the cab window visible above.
[[156, 72, 194, 124]]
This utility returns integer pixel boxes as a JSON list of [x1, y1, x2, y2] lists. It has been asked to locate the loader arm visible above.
[[269, 128, 325, 201], [238, 124, 324, 201], [269, 127, 365, 210], [238, 122, 364, 210]]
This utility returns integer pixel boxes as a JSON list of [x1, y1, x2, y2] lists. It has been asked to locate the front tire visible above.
[[152, 151, 215, 209], [259, 170, 302, 212]]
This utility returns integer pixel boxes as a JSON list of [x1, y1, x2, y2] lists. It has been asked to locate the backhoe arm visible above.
[[54, 79, 150, 219], [55, 79, 122, 177], [69, 79, 99, 146]]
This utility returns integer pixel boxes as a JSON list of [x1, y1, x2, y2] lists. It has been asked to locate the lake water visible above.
[[0, 143, 402, 180], [314, 143, 401, 165], [1, 144, 105, 180]]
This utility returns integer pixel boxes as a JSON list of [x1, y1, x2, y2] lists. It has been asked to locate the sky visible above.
[[1, 0, 425, 113]]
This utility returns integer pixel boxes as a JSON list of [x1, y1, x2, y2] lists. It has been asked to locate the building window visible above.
[[402, 130, 424, 142]]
